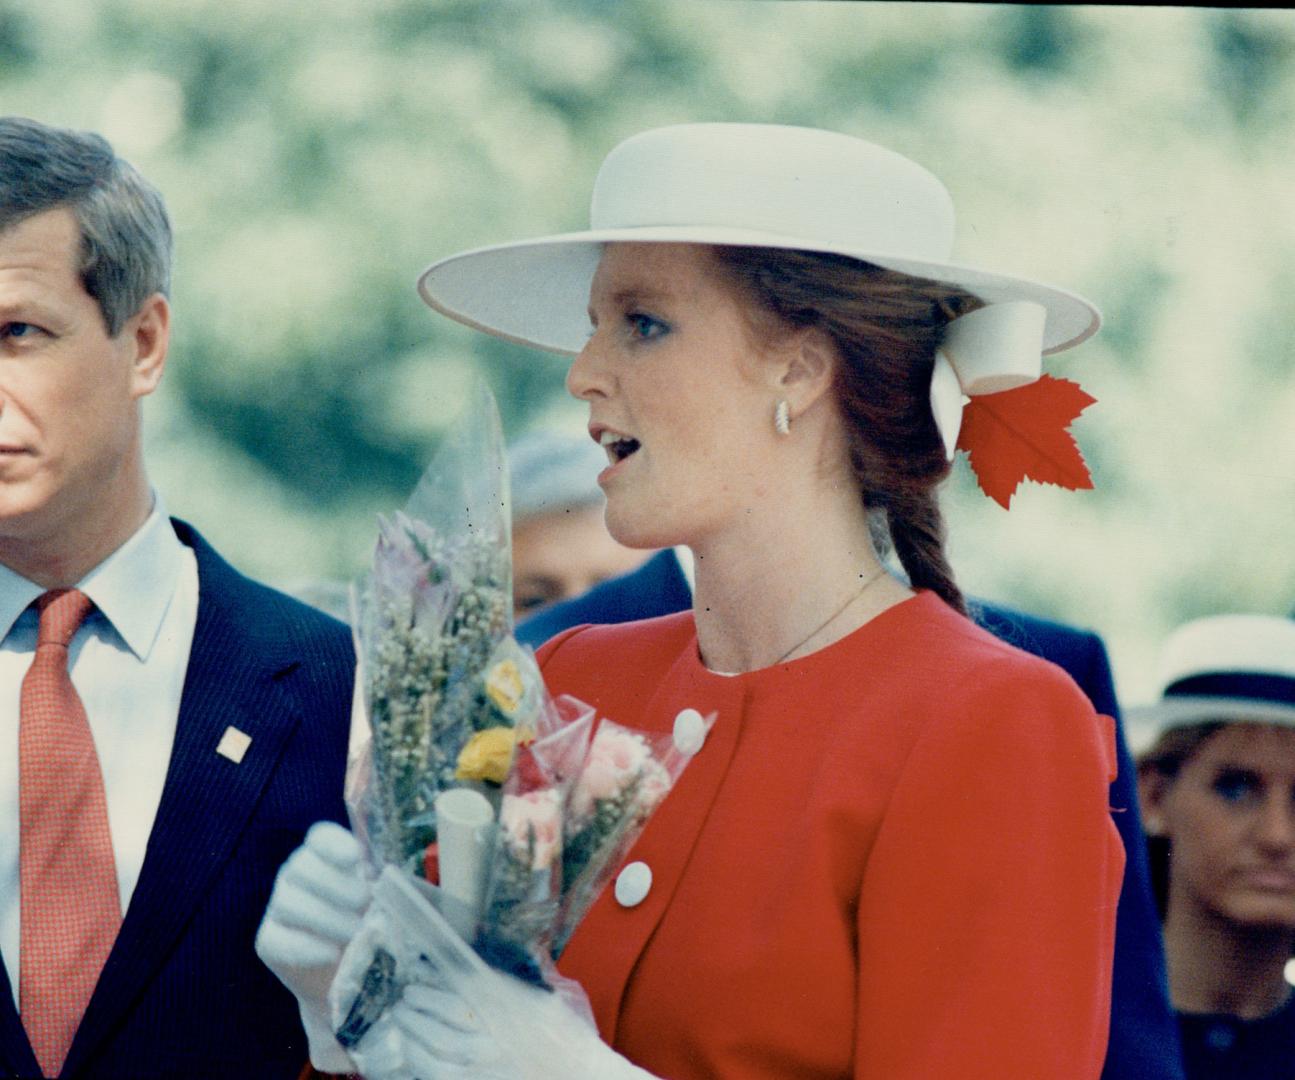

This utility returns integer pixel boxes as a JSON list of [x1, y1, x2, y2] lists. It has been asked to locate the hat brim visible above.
[[1126, 695, 1295, 734], [416, 225, 1101, 358]]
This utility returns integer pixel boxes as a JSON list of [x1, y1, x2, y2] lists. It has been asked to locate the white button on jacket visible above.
[[615, 861, 653, 907], [673, 708, 707, 755]]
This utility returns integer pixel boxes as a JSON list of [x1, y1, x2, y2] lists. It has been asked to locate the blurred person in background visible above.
[[1136, 614, 1295, 1080], [0, 116, 353, 1079], [508, 429, 650, 617], [263, 122, 1126, 1079]]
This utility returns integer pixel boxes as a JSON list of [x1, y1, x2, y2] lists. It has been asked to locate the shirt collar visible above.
[[80, 497, 184, 661], [0, 567, 44, 646], [673, 545, 696, 596], [0, 495, 184, 660]]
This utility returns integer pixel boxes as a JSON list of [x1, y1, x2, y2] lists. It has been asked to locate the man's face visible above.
[[512, 504, 651, 615], [0, 207, 165, 554]]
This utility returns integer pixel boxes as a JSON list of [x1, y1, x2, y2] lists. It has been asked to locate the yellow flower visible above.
[[455, 727, 519, 784], [485, 659, 526, 715]]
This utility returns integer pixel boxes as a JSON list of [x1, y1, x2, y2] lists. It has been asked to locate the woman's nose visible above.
[[1254, 791, 1295, 853], [566, 332, 610, 401]]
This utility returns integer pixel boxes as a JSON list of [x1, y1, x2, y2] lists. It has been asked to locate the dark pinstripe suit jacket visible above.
[[0, 521, 354, 1079]]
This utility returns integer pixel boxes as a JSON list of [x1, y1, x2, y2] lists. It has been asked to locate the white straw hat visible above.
[[1130, 614, 1295, 734], [417, 122, 1100, 357]]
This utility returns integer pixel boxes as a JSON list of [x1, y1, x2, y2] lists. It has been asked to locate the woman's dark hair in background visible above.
[[709, 245, 981, 616], [1137, 720, 1227, 919]]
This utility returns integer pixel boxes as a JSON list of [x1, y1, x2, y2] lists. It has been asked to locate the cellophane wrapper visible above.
[[338, 380, 554, 1048], [553, 715, 714, 956], [472, 695, 595, 989], [345, 378, 515, 876]]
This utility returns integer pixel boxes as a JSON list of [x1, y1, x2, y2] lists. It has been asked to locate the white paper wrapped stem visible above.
[[434, 787, 496, 941]]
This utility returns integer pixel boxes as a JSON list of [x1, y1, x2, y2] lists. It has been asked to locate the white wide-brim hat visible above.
[[417, 122, 1101, 357], [1129, 614, 1295, 735]]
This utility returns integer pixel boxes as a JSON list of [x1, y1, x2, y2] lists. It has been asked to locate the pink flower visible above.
[[569, 725, 652, 821], [373, 512, 455, 633], [501, 789, 562, 870]]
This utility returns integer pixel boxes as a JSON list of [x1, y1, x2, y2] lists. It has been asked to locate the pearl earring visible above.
[[774, 399, 791, 435]]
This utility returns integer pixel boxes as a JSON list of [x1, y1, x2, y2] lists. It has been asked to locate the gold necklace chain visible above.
[[772, 565, 890, 665]]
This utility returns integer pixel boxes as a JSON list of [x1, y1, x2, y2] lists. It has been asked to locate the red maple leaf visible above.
[[955, 375, 1096, 509]]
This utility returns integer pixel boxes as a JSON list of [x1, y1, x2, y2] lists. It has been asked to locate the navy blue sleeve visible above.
[[1088, 635, 1186, 1080], [516, 549, 691, 649]]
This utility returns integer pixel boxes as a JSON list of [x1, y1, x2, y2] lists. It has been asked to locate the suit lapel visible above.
[[61, 524, 308, 1076], [0, 962, 40, 1078]]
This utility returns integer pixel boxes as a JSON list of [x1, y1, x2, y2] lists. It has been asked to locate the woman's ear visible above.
[[778, 329, 836, 416], [1138, 764, 1171, 838]]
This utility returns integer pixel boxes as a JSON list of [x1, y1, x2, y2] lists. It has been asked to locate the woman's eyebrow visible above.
[[610, 285, 674, 308], [1211, 764, 1262, 777], [587, 286, 675, 323]]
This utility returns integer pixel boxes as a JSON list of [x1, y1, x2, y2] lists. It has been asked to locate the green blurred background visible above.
[[2, 1, 1292, 735]]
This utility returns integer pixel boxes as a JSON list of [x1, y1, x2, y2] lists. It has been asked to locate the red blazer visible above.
[[545, 592, 1124, 1079]]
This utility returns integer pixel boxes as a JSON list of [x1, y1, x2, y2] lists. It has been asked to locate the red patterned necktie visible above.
[[19, 588, 122, 1078]]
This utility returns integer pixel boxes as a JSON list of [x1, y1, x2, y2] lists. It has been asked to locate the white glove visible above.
[[255, 821, 372, 1073], [334, 867, 656, 1080]]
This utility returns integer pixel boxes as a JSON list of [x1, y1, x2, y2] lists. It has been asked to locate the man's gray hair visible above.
[[0, 116, 172, 336]]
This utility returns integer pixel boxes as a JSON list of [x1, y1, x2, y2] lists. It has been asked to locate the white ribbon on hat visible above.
[[929, 300, 1049, 459]]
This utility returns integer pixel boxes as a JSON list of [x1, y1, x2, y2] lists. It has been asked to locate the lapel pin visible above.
[[216, 725, 253, 764]]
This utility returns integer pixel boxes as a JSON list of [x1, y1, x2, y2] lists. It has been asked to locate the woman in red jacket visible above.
[[261, 122, 1124, 1079]]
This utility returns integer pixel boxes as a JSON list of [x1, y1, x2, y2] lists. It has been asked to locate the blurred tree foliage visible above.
[[1, 1, 1292, 717]]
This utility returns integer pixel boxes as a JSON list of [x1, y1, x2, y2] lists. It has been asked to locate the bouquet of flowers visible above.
[[333, 380, 712, 1052]]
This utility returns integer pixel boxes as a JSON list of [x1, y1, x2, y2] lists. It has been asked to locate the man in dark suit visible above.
[[0, 117, 352, 1078], [518, 547, 1187, 1080]]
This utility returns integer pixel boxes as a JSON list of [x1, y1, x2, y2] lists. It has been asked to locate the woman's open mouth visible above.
[[599, 430, 641, 464]]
